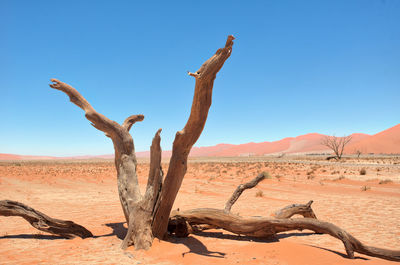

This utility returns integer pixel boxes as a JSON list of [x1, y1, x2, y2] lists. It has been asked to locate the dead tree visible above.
[[168, 175, 400, 262], [321, 135, 352, 160], [47, 35, 234, 250]]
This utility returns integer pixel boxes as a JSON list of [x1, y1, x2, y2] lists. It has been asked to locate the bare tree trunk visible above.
[[49, 35, 234, 249], [151, 35, 235, 239], [0, 200, 92, 238]]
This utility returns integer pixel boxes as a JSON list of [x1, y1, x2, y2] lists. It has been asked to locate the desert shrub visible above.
[[360, 168, 367, 175], [307, 175, 315, 180], [262, 172, 272, 179], [255, 190, 264, 197], [361, 185, 371, 191], [275, 175, 282, 181], [334, 175, 345, 181], [379, 179, 393, 185]]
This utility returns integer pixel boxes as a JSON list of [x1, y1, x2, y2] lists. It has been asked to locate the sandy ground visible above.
[[0, 156, 399, 264]]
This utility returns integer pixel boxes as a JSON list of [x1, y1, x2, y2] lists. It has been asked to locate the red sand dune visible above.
[[2, 124, 399, 160], [186, 132, 369, 157], [346, 124, 400, 154]]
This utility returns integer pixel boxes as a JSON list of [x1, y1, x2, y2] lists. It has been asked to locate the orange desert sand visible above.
[[1, 155, 399, 264]]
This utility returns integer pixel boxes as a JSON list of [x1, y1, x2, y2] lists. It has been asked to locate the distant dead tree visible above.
[[1, 36, 399, 261], [321, 135, 352, 160]]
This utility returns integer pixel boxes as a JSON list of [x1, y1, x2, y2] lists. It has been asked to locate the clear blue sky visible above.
[[1, 0, 399, 156]]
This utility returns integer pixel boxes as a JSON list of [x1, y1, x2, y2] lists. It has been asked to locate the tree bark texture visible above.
[[0, 200, 92, 239]]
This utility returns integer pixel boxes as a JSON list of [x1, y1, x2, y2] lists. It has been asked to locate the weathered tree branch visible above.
[[50, 79, 151, 249], [224, 172, 268, 213], [152, 35, 235, 239], [273, 200, 317, 219], [0, 200, 92, 239], [122, 114, 144, 132], [169, 208, 400, 262]]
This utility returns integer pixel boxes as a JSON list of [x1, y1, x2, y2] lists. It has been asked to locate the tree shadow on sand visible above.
[[171, 236, 226, 258], [306, 244, 369, 261], [94, 222, 127, 240]]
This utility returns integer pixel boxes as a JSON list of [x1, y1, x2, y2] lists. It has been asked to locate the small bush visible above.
[[255, 190, 264, 197], [360, 168, 367, 175], [262, 172, 272, 179], [307, 175, 315, 180], [361, 185, 371, 191], [379, 179, 393, 185], [334, 175, 346, 181]]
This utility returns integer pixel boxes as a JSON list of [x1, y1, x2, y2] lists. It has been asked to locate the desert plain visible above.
[[0, 155, 399, 265]]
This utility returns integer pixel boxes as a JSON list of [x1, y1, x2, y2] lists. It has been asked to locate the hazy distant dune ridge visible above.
[[2, 124, 399, 160]]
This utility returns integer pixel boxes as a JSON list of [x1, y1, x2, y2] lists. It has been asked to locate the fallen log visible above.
[[169, 208, 400, 262], [0, 200, 93, 239]]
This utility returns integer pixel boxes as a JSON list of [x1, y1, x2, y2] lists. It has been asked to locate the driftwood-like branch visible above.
[[224, 172, 268, 212], [169, 208, 400, 262], [122, 114, 144, 132], [0, 200, 92, 239], [273, 200, 317, 219], [152, 35, 235, 238]]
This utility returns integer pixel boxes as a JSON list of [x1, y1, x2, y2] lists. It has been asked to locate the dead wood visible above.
[[169, 208, 400, 262], [49, 34, 234, 250], [273, 200, 317, 219], [0, 200, 92, 239], [50, 79, 161, 249], [152, 35, 235, 239], [167, 172, 399, 262], [224, 172, 269, 213]]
